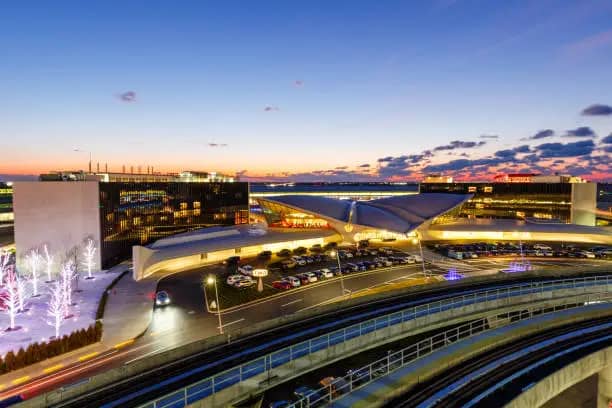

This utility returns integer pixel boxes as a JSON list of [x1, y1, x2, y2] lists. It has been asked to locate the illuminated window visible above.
[[483, 186, 493, 193], [180, 202, 188, 210], [468, 186, 477, 193], [193, 201, 201, 209]]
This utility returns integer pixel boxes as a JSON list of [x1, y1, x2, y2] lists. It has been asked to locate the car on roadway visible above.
[[283, 276, 301, 287], [155, 291, 171, 307], [575, 250, 596, 259], [296, 274, 311, 285], [272, 280, 292, 290]]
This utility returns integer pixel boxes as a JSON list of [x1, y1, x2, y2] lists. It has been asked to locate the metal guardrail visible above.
[[137, 275, 612, 408], [296, 292, 612, 408]]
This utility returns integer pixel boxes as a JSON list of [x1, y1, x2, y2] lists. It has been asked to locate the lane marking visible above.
[[43, 364, 64, 374], [219, 318, 245, 329], [11, 376, 30, 386], [124, 346, 173, 365], [113, 339, 135, 349], [281, 299, 303, 308], [78, 352, 100, 362]]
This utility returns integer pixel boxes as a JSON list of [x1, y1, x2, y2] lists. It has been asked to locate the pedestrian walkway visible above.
[[331, 303, 612, 408], [100, 263, 158, 346]]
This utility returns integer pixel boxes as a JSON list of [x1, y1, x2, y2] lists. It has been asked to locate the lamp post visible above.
[[205, 275, 223, 334], [413, 233, 427, 278], [252, 269, 268, 292], [73, 148, 92, 173], [329, 250, 346, 297]]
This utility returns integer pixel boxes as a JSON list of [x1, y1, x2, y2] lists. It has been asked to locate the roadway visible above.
[[0, 252, 609, 404]]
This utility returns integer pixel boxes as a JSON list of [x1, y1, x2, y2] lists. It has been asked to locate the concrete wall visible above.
[[572, 183, 597, 226], [13, 181, 102, 272], [507, 347, 612, 408]]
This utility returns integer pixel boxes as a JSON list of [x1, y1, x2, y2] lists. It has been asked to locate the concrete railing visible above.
[[137, 276, 612, 408]]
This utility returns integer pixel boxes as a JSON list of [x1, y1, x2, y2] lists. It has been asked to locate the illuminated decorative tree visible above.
[[43, 244, 55, 282], [82, 239, 97, 279], [46, 281, 64, 339], [0, 250, 10, 285], [26, 249, 42, 296], [2, 267, 19, 330], [60, 261, 76, 316], [16, 272, 29, 312]]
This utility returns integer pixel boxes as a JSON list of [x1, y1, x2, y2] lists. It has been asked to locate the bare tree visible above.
[[82, 238, 97, 279], [60, 260, 77, 317], [25, 248, 42, 296], [43, 244, 55, 282], [46, 281, 64, 339], [0, 250, 10, 285], [2, 266, 19, 330]]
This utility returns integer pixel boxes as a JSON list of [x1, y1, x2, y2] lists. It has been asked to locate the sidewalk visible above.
[[100, 263, 158, 346]]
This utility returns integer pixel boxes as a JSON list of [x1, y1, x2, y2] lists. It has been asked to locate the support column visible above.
[[598, 364, 612, 408]]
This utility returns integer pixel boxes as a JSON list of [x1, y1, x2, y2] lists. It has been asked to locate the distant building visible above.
[[493, 173, 587, 184], [423, 174, 453, 183], [419, 182, 597, 226], [13, 171, 248, 269]]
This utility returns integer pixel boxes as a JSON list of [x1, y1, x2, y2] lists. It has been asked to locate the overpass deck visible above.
[[331, 303, 612, 408]]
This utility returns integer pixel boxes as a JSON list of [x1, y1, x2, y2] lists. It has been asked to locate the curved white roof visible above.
[[258, 193, 471, 233]]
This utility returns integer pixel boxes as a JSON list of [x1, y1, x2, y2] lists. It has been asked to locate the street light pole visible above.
[[330, 250, 346, 297], [415, 233, 427, 278], [206, 275, 223, 334]]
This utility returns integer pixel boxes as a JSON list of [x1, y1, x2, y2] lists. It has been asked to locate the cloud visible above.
[[524, 129, 554, 140], [335, 166, 348, 170], [294, 80, 304, 87], [208, 143, 228, 147], [581, 104, 612, 116], [263, 106, 280, 112], [117, 91, 136, 102], [494, 149, 517, 159], [423, 157, 506, 173], [358, 163, 371, 168], [480, 134, 499, 139], [564, 126, 596, 138], [513, 144, 531, 153], [535, 140, 595, 158], [564, 29, 612, 57], [602, 134, 612, 144], [433, 140, 486, 151]]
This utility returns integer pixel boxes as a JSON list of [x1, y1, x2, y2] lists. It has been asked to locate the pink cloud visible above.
[[564, 29, 612, 57], [117, 91, 136, 102]]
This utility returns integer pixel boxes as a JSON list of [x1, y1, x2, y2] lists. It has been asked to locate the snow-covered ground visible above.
[[0, 271, 119, 356]]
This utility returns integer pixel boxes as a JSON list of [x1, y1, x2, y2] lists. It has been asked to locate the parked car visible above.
[[272, 280, 292, 290], [304, 272, 318, 282], [291, 256, 307, 266], [319, 268, 334, 278], [283, 276, 301, 287], [226, 274, 245, 285], [296, 274, 310, 285], [281, 260, 297, 270], [233, 277, 256, 288], [345, 263, 359, 272], [576, 250, 596, 259], [238, 264, 254, 276]]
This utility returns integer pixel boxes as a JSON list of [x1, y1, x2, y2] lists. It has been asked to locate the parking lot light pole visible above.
[[414, 233, 427, 278], [207, 275, 223, 334], [329, 250, 346, 297]]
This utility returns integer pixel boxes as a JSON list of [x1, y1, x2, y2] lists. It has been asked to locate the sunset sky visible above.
[[0, 1, 611, 181]]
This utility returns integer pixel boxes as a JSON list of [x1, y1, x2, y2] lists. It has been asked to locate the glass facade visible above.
[[258, 199, 331, 229], [0, 183, 13, 223], [99, 182, 249, 268], [421, 183, 572, 222]]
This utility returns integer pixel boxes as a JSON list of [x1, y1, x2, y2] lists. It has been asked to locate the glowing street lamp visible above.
[[329, 250, 347, 297], [205, 275, 223, 334], [252, 269, 268, 293]]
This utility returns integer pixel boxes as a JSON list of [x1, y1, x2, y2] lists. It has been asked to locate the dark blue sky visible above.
[[1, 1, 611, 180]]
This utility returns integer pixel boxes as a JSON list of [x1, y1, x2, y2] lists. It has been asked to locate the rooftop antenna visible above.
[[130, 165, 134, 174], [122, 164, 126, 173], [96, 162, 100, 172], [105, 163, 108, 172]]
